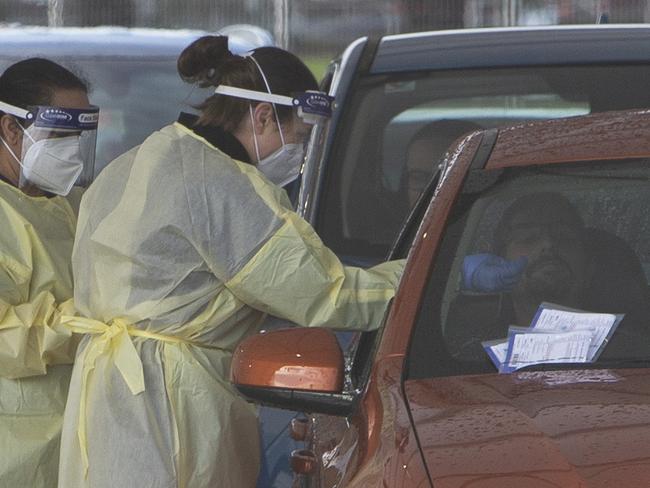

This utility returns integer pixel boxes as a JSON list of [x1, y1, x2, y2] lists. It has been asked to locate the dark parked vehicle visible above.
[[300, 25, 650, 266], [234, 108, 650, 487]]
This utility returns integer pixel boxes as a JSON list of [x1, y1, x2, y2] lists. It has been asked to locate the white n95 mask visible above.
[[249, 104, 305, 188], [257, 143, 304, 188], [0, 102, 99, 194], [21, 135, 84, 195]]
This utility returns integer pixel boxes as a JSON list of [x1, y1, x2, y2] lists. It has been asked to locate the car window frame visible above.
[[347, 166, 443, 393]]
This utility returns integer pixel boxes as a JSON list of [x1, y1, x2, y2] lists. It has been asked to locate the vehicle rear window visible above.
[[317, 65, 650, 264], [407, 159, 650, 379]]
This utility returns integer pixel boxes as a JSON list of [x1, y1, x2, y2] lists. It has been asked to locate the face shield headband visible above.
[[0, 100, 99, 194], [213, 86, 334, 125], [0, 100, 99, 132]]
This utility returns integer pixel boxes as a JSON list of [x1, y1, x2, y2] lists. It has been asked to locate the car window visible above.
[[316, 65, 650, 264], [381, 93, 589, 196], [407, 159, 650, 379]]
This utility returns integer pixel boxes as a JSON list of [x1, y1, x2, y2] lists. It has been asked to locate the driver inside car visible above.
[[448, 192, 648, 361]]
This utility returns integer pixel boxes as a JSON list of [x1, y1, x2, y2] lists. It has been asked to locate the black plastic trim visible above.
[[469, 129, 499, 171], [235, 385, 354, 416]]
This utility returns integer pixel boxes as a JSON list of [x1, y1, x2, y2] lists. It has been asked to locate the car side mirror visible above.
[[231, 328, 354, 415]]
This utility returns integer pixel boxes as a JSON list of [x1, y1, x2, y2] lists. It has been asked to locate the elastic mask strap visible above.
[[248, 104, 262, 163], [0, 120, 34, 169], [0, 136, 21, 166], [248, 54, 286, 146]]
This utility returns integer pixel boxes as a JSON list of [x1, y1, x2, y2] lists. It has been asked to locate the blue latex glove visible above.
[[462, 253, 528, 293]]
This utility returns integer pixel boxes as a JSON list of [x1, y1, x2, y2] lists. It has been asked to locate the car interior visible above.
[[316, 64, 650, 271], [407, 159, 650, 380]]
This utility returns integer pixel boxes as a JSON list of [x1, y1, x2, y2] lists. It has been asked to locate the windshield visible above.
[[407, 159, 650, 379], [316, 64, 650, 264]]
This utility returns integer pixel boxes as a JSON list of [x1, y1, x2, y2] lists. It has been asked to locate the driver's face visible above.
[[504, 211, 586, 301], [406, 138, 436, 207]]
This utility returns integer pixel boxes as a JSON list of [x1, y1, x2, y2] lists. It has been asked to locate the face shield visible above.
[[0, 100, 99, 195], [214, 85, 333, 187]]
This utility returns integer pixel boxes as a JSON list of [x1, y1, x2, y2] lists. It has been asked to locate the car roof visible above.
[[482, 109, 650, 169], [371, 24, 650, 73], [0, 26, 256, 58]]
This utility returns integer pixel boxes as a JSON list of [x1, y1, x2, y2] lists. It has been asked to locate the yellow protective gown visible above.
[[0, 179, 80, 487], [59, 122, 404, 488]]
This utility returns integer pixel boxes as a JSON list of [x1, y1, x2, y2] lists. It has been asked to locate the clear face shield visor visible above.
[[214, 86, 334, 188], [0, 101, 99, 195]]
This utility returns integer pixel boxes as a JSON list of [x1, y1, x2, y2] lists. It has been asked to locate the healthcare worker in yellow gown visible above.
[[59, 36, 404, 488], [0, 58, 99, 487]]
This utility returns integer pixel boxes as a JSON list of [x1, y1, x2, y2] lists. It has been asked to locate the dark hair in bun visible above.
[[177, 35, 318, 132], [177, 36, 235, 86]]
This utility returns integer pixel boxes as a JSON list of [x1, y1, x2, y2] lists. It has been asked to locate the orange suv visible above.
[[233, 109, 650, 487]]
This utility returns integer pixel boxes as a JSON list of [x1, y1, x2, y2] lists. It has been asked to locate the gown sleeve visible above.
[[225, 210, 405, 331], [0, 289, 77, 378], [189, 151, 405, 332], [0, 205, 77, 379]]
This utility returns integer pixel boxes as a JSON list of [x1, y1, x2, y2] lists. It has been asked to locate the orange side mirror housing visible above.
[[232, 327, 344, 392]]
